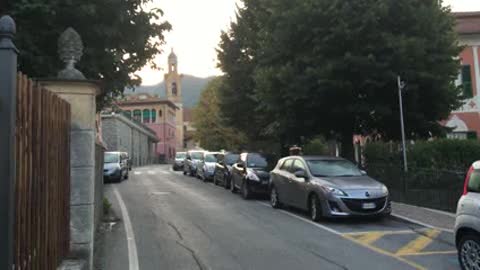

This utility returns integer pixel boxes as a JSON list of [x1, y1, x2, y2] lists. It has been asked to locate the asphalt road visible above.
[[99, 165, 460, 270]]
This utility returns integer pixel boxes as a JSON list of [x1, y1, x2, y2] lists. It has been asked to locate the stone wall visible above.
[[101, 113, 158, 167]]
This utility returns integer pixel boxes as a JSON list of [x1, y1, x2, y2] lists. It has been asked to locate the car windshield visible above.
[[205, 154, 217, 162], [306, 160, 362, 177], [225, 154, 239, 165], [176, 153, 186, 159], [247, 154, 268, 168], [191, 152, 203, 160], [104, 153, 119, 164]]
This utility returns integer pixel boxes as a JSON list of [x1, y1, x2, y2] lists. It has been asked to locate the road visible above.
[[98, 165, 460, 270]]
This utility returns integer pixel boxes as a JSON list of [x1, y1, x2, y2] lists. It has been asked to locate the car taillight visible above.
[[464, 166, 474, 195]]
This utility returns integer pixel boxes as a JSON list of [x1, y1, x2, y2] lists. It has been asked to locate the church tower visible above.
[[165, 49, 184, 151]]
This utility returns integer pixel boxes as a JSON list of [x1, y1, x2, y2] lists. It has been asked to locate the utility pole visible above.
[[397, 76, 408, 172], [0, 15, 17, 270]]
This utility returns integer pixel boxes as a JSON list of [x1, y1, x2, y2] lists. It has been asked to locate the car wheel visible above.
[[213, 175, 219, 185], [241, 180, 251, 200], [270, 186, 282, 209], [183, 170, 187, 175], [224, 176, 231, 190], [309, 194, 322, 222], [125, 171, 129, 180], [459, 234, 480, 270]]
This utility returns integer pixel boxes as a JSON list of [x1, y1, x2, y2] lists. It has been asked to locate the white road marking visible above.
[[151, 191, 171, 195], [256, 202, 342, 235], [147, 170, 156, 175], [133, 171, 142, 175], [392, 213, 454, 233], [394, 202, 456, 218], [113, 187, 139, 270]]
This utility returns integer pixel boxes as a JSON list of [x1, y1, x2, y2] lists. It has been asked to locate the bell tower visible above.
[[165, 49, 182, 104], [165, 48, 184, 151]]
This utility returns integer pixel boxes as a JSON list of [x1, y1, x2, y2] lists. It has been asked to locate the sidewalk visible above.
[[392, 202, 456, 232]]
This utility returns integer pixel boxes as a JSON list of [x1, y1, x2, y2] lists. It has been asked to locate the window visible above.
[[151, 109, 156, 123], [281, 159, 293, 172], [307, 159, 362, 177], [191, 152, 204, 160], [133, 110, 141, 122], [159, 110, 163, 118], [225, 154, 240, 165], [124, 110, 132, 119], [462, 65, 473, 98], [172, 82, 178, 96], [104, 153, 119, 163], [468, 170, 480, 193], [292, 160, 307, 173], [246, 154, 268, 168], [205, 154, 217, 163], [143, 109, 150, 123]]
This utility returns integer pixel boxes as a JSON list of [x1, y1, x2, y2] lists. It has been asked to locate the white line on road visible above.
[[113, 187, 140, 270], [133, 171, 142, 175]]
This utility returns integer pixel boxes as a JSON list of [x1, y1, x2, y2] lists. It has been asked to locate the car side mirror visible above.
[[360, 170, 367, 175], [294, 170, 307, 179]]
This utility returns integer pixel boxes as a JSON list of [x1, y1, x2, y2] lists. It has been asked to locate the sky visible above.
[[137, 0, 480, 86]]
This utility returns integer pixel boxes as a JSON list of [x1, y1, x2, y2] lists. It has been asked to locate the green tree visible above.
[[11, 0, 171, 107], [221, 0, 462, 159], [192, 77, 247, 150]]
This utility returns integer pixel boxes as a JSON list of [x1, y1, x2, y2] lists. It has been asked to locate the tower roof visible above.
[[168, 48, 177, 64]]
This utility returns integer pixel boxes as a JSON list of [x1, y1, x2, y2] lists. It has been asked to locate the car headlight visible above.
[[246, 168, 260, 181], [381, 185, 389, 195], [323, 186, 348, 197]]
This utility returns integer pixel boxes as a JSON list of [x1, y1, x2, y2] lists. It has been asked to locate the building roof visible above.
[[454, 12, 480, 35], [183, 108, 193, 122], [116, 93, 178, 109]]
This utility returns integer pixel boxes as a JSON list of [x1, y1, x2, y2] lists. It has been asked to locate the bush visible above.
[[364, 139, 480, 171], [303, 137, 328, 155]]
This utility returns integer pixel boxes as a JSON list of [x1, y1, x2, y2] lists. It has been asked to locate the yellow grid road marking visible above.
[[400, 250, 457, 256], [396, 229, 441, 256], [343, 228, 430, 236], [343, 234, 426, 270], [355, 232, 386, 245]]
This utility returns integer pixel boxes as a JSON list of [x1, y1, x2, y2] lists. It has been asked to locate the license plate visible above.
[[362, 202, 376, 209]]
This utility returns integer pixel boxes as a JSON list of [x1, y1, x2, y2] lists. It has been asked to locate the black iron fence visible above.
[[366, 163, 465, 212]]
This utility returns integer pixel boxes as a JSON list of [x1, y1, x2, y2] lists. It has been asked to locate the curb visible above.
[[391, 213, 454, 233]]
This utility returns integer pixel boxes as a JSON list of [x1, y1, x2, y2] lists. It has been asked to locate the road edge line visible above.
[[391, 213, 454, 233], [113, 186, 140, 270]]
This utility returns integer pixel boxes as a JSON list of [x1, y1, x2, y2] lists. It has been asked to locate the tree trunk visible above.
[[340, 131, 354, 161]]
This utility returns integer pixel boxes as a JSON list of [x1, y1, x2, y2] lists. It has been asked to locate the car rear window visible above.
[[468, 170, 480, 193], [225, 154, 239, 165]]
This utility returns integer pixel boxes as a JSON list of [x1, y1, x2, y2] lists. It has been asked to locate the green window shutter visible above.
[[143, 109, 150, 123], [133, 110, 141, 122], [124, 110, 132, 119], [462, 65, 473, 98], [151, 109, 156, 123]]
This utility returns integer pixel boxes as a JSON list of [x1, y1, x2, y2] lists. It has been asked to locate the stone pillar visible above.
[[40, 80, 100, 270]]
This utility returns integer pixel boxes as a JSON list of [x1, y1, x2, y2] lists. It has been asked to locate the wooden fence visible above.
[[14, 73, 71, 270]]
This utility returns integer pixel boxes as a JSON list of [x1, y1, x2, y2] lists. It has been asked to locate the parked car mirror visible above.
[[360, 170, 367, 175], [294, 170, 307, 179]]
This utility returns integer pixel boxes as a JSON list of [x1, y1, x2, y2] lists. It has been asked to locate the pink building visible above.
[[116, 94, 178, 161], [444, 12, 480, 139]]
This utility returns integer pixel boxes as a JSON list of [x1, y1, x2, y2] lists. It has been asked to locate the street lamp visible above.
[[397, 76, 408, 172]]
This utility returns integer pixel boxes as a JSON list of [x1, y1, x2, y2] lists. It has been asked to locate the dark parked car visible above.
[[183, 150, 206, 176], [173, 151, 186, 171], [197, 152, 220, 182], [269, 156, 391, 221], [104, 152, 129, 182], [213, 152, 240, 188], [230, 153, 272, 199]]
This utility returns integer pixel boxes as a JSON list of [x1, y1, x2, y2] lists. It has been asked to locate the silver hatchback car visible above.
[[455, 161, 480, 270], [269, 156, 391, 220]]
